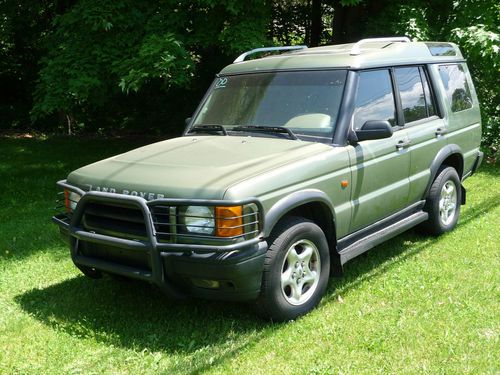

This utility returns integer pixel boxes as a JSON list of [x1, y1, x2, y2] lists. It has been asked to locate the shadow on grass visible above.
[[15, 274, 272, 372]]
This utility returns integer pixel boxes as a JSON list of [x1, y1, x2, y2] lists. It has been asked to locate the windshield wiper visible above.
[[231, 125, 298, 140], [188, 124, 227, 136]]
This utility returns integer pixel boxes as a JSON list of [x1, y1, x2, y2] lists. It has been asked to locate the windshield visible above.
[[192, 70, 347, 141]]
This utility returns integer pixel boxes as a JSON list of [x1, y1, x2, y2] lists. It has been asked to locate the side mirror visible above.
[[354, 120, 393, 142]]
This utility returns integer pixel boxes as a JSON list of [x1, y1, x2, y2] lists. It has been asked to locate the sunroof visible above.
[[425, 42, 457, 56]]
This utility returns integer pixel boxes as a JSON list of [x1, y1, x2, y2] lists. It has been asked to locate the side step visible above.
[[338, 211, 428, 265]]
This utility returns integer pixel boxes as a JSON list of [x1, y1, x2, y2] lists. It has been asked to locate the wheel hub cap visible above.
[[280, 239, 321, 306], [439, 180, 458, 225]]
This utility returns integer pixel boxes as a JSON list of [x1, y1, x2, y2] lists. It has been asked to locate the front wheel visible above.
[[254, 216, 330, 321], [421, 166, 461, 235]]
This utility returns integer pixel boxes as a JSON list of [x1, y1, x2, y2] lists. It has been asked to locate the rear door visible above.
[[348, 69, 411, 232], [393, 66, 447, 204]]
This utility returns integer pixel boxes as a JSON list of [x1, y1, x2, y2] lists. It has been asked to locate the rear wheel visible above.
[[421, 166, 461, 235], [255, 216, 330, 321]]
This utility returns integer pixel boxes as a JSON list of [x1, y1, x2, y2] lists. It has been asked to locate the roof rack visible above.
[[350, 37, 411, 56], [234, 45, 308, 63]]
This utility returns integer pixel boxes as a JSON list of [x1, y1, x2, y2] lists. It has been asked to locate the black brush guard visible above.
[[52, 180, 265, 298]]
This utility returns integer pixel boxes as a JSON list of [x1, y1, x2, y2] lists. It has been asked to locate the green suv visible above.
[[53, 37, 483, 321]]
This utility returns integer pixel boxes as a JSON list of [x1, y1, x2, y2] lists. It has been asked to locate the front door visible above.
[[348, 69, 411, 232]]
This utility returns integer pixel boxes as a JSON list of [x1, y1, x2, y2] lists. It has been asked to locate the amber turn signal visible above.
[[215, 206, 243, 237], [64, 189, 71, 213]]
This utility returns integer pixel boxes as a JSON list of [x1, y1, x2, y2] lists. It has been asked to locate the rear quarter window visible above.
[[438, 64, 473, 112]]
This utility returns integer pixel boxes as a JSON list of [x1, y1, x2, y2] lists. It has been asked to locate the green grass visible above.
[[0, 136, 499, 374]]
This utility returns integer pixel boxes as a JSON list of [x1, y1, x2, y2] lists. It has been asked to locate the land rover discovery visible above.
[[53, 37, 483, 321]]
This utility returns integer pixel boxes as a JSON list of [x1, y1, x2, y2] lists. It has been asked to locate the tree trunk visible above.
[[331, 0, 345, 44], [310, 0, 322, 46], [59, 110, 74, 135]]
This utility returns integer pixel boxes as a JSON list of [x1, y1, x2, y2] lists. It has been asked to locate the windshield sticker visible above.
[[215, 77, 228, 89]]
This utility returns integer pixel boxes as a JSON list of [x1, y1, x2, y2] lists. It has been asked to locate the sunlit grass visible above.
[[0, 136, 498, 374]]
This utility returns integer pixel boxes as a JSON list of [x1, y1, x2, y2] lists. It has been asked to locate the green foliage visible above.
[[0, 0, 498, 149], [30, 0, 270, 133], [451, 24, 499, 157], [118, 34, 193, 94]]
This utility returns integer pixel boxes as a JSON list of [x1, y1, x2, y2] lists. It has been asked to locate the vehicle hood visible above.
[[67, 136, 330, 200]]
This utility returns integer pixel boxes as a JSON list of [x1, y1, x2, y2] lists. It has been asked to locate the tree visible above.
[[30, 0, 270, 134]]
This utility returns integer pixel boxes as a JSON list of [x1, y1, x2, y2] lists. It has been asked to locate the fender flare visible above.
[[263, 189, 336, 238], [423, 144, 464, 199]]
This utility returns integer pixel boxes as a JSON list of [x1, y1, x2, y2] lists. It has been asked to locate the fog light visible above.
[[191, 279, 220, 289]]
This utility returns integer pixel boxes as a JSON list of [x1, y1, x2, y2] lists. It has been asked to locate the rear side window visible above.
[[420, 67, 436, 117], [394, 67, 427, 123], [438, 64, 473, 112], [353, 70, 396, 130]]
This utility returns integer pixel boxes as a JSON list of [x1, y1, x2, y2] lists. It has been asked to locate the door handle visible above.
[[435, 128, 448, 136], [396, 139, 411, 150]]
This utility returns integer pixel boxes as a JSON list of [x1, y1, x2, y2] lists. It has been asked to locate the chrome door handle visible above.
[[435, 128, 448, 136], [396, 140, 411, 150]]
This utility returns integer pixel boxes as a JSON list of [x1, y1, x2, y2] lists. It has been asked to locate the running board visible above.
[[338, 211, 428, 265]]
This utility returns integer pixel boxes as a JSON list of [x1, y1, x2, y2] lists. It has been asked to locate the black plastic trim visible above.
[[338, 200, 425, 250], [263, 189, 336, 238], [333, 70, 358, 145], [423, 145, 463, 198], [469, 151, 484, 177], [339, 211, 428, 264]]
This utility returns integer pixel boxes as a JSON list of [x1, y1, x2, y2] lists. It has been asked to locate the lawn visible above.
[[0, 136, 498, 374]]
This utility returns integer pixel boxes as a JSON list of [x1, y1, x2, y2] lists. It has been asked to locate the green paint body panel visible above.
[[57, 39, 482, 301]]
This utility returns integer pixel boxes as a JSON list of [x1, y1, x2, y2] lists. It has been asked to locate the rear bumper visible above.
[[54, 183, 267, 301]]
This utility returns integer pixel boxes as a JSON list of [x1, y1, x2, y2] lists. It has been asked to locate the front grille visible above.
[[82, 202, 148, 240]]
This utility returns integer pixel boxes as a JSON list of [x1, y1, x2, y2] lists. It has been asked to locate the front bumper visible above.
[[53, 181, 267, 301]]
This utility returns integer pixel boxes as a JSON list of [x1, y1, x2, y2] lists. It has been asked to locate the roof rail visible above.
[[350, 37, 411, 55], [234, 45, 308, 63]]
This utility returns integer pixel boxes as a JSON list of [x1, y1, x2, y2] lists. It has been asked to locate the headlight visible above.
[[180, 206, 215, 234], [64, 190, 81, 213]]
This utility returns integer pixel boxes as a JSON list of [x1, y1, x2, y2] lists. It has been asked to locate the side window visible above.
[[394, 67, 427, 123], [353, 70, 396, 130], [419, 67, 436, 117], [438, 64, 473, 112]]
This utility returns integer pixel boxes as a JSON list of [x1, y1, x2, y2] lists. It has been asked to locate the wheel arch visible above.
[[263, 189, 342, 276], [423, 144, 464, 199]]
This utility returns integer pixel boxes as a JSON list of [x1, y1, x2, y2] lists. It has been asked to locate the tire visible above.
[[421, 166, 461, 235], [254, 216, 330, 321]]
